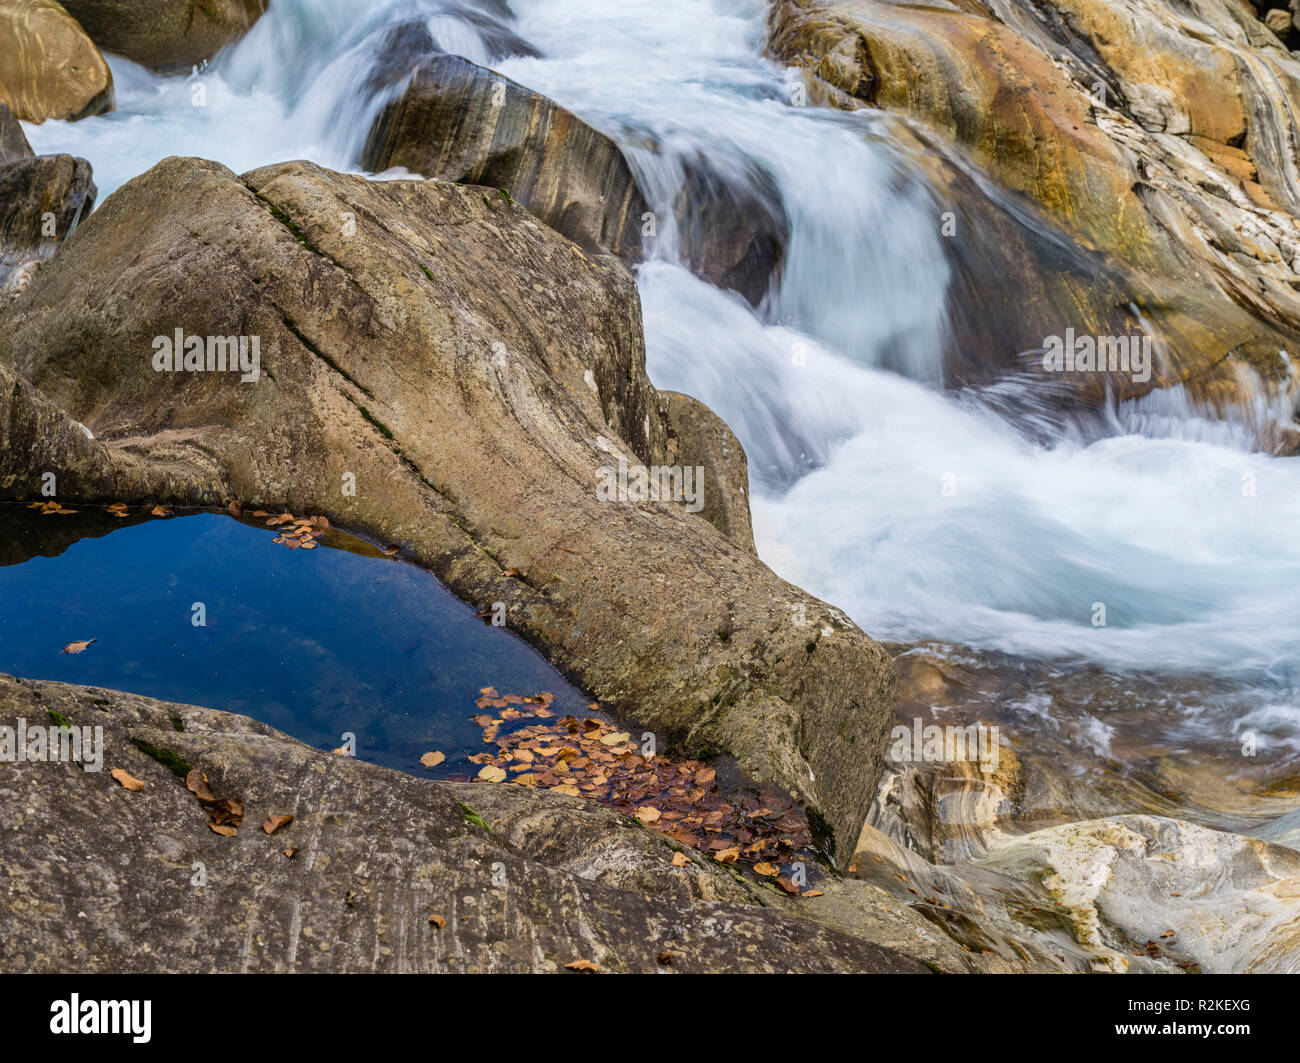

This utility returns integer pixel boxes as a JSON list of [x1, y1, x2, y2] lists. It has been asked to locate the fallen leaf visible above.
[[634, 806, 661, 825], [502, 568, 519, 578], [227, 500, 242, 516], [420, 751, 446, 769], [110, 768, 146, 791], [283, 847, 299, 858], [671, 852, 690, 867], [382, 544, 400, 557], [714, 847, 740, 864], [753, 862, 779, 877], [62, 639, 96, 654], [802, 890, 824, 898], [185, 768, 215, 802], [477, 764, 507, 783], [209, 823, 237, 837], [428, 913, 446, 929], [564, 959, 598, 973], [262, 814, 293, 835], [150, 505, 172, 517]]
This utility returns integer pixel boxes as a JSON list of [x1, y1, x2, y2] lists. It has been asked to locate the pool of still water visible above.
[[0, 506, 598, 775]]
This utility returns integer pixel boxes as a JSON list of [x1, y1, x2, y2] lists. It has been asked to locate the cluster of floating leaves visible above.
[[227, 501, 330, 551], [449, 688, 820, 892]]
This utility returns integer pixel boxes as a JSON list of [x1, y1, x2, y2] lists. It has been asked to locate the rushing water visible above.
[[18, 0, 1300, 750]]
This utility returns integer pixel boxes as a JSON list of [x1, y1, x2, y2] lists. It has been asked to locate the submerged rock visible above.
[[0, 675, 927, 973], [362, 53, 647, 260], [59, 0, 268, 74], [0, 0, 113, 122], [0, 156, 896, 865]]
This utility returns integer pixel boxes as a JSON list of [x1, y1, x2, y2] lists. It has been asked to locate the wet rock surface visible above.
[[362, 53, 647, 261], [769, 0, 1300, 405]]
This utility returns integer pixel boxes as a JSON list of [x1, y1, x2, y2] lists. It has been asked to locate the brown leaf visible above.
[[283, 847, 299, 858], [634, 806, 661, 825], [209, 823, 237, 837], [420, 751, 446, 769], [262, 814, 293, 835], [564, 959, 598, 973], [150, 505, 172, 517], [801, 890, 824, 898], [185, 769, 216, 802], [110, 768, 146, 791], [382, 544, 400, 557], [753, 862, 779, 877], [502, 568, 519, 578], [477, 764, 507, 783], [428, 913, 446, 929], [671, 852, 690, 867], [62, 639, 96, 654], [227, 500, 242, 516], [714, 847, 740, 864]]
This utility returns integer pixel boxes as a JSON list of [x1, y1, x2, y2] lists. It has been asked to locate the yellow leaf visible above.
[[420, 751, 446, 769], [428, 913, 446, 929], [634, 806, 661, 825], [564, 959, 599, 973], [671, 852, 690, 867], [477, 764, 507, 783], [714, 847, 740, 864], [753, 862, 779, 877]]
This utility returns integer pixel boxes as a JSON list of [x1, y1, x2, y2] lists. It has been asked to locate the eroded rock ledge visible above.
[[0, 675, 927, 974]]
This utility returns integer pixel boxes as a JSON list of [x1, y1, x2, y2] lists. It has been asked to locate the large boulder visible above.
[[362, 53, 647, 261], [0, 675, 927, 973], [0, 0, 113, 122], [0, 157, 897, 865], [769, 0, 1300, 405], [59, 0, 268, 74]]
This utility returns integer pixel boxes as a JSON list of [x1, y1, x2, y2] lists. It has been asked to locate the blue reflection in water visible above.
[[0, 509, 595, 774]]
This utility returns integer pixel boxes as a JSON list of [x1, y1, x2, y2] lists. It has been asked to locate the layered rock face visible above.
[[769, 0, 1300, 405], [0, 675, 927, 973], [0, 0, 113, 122], [0, 157, 897, 865], [363, 53, 648, 261], [59, 0, 268, 73]]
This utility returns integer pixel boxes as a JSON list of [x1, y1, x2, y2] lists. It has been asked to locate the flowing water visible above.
[[18, 0, 1300, 773]]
